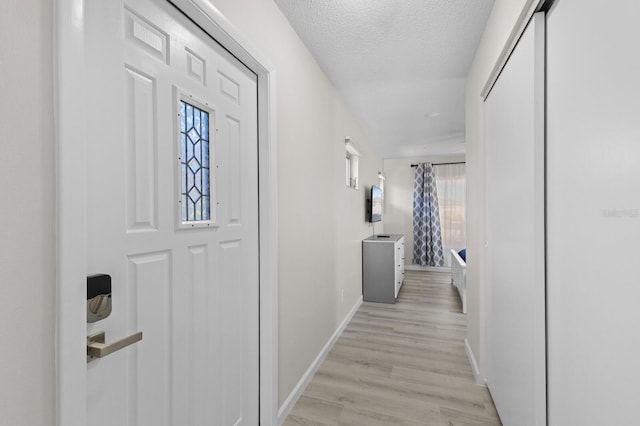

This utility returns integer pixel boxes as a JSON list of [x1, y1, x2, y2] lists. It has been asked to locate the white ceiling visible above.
[[273, 0, 495, 159]]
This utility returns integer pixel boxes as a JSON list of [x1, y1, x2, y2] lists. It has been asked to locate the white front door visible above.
[[83, 0, 259, 424]]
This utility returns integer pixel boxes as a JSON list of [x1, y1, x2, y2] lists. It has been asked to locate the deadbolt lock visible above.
[[87, 274, 112, 323]]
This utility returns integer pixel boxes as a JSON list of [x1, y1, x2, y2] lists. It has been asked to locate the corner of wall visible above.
[[465, 338, 485, 386], [277, 296, 363, 424]]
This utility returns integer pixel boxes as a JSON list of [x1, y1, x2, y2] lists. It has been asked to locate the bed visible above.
[[451, 249, 467, 314]]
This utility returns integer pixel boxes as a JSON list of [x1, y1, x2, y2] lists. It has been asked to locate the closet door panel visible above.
[[484, 13, 546, 426], [547, 1, 640, 424]]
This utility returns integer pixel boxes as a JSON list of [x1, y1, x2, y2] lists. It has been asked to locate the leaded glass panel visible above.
[[180, 100, 211, 222]]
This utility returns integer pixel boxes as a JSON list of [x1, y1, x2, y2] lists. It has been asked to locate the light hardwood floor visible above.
[[283, 270, 501, 426]]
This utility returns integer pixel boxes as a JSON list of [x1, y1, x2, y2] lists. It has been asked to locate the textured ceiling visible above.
[[273, 0, 494, 158]]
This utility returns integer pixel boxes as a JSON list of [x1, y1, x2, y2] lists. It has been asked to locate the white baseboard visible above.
[[277, 295, 363, 424], [465, 337, 485, 386], [405, 265, 452, 273]]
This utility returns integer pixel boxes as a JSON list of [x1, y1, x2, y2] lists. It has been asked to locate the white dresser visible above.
[[362, 234, 405, 303]]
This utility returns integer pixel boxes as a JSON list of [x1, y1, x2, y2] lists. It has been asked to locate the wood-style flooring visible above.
[[283, 270, 501, 426]]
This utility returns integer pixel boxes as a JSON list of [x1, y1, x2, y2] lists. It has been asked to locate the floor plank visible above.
[[283, 270, 501, 426]]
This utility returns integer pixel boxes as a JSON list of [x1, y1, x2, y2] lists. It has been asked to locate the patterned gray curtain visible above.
[[412, 163, 444, 266]]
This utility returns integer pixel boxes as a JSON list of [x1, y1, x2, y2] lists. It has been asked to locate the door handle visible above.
[[87, 330, 143, 359]]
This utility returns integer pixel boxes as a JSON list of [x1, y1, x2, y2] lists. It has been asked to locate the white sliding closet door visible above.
[[484, 13, 546, 426], [546, 1, 640, 424]]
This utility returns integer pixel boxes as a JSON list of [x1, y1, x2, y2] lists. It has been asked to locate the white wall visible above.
[[464, 0, 534, 383], [384, 155, 464, 265], [0, 0, 55, 424], [209, 0, 384, 406], [334, 101, 383, 326]]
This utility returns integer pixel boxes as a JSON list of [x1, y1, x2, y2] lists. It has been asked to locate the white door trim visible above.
[[480, 0, 547, 100], [54, 0, 279, 424]]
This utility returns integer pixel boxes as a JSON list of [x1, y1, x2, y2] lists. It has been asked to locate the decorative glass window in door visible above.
[[180, 100, 211, 223]]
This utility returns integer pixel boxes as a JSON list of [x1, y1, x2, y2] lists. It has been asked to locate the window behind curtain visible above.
[[433, 163, 466, 267]]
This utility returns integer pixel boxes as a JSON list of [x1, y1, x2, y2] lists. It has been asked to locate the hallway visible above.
[[284, 270, 501, 425]]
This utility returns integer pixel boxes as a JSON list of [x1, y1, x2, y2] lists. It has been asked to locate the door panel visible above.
[[547, 1, 640, 424], [84, 1, 259, 424], [484, 12, 546, 426], [124, 65, 158, 232], [128, 251, 172, 426]]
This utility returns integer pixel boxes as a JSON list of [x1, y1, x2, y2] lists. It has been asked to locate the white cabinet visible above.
[[362, 235, 405, 303], [393, 236, 405, 298]]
